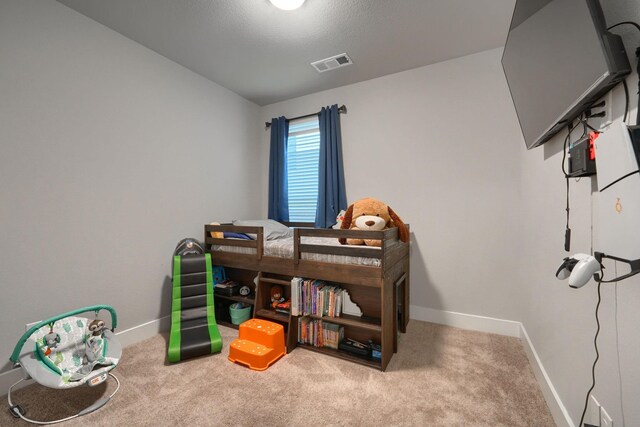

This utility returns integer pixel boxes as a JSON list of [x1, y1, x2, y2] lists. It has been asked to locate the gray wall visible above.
[[517, 0, 640, 424], [260, 48, 525, 323], [2, 0, 638, 425], [0, 0, 261, 372], [258, 7, 640, 422]]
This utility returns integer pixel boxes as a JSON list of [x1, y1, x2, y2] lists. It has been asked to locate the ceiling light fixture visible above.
[[269, 0, 305, 11]]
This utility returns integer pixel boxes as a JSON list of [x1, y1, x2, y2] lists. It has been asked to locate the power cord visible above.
[[613, 262, 626, 426], [607, 21, 640, 32], [561, 127, 572, 251], [636, 46, 640, 126], [578, 269, 603, 427], [561, 117, 594, 252], [622, 79, 630, 124]]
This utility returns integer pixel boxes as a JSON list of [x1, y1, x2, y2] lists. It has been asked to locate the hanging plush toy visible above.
[[84, 318, 107, 365], [43, 324, 61, 357], [339, 197, 409, 247]]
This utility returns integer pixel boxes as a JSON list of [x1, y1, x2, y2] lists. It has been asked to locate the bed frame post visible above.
[[293, 228, 300, 264]]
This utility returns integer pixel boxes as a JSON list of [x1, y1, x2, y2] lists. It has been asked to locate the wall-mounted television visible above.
[[502, 0, 631, 149]]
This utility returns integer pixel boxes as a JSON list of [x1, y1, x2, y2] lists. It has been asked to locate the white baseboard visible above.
[[410, 305, 521, 337], [0, 368, 32, 397], [1, 315, 171, 397], [519, 324, 574, 427], [113, 315, 171, 348], [410, 305, 573, 427]]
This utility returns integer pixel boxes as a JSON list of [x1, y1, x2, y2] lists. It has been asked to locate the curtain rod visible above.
[[264, 105, 347, 128]]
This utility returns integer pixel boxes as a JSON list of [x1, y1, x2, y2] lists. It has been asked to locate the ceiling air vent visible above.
[[311, 53, 353, 73]]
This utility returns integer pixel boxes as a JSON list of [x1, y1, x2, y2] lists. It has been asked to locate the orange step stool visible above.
[[228, 319, 285, 371]]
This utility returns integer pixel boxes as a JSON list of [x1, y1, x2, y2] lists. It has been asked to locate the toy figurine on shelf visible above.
[[270, 285, 285, 309], [275, 299, 291, 315]]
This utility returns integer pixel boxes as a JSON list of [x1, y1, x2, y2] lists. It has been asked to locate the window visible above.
[[287, 117, 320, 222]]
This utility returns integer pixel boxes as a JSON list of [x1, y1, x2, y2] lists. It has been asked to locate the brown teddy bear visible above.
[[339, 197, 408, 246]]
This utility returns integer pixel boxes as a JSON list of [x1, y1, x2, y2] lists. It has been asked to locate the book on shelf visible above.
[[323, 322, 342, 349], [291, 277, 302, 316], [297, 318, 344, 350], [290, 278, 359, 319]]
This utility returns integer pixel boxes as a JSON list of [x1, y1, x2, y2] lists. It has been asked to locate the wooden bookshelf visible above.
[[209, 258, 406, 370], [212, 268, 257, 330], [302, 313, 381, 332], [239, 271, 395, 368], [297, 343, 381, 369], [252, 272, 296, 352], [215, 294, 254, 306], [255, 308, 290, 323], [259, 277, 291, 286]]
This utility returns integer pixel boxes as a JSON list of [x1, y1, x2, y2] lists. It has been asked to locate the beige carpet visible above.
[[1, 321, 555, 426]]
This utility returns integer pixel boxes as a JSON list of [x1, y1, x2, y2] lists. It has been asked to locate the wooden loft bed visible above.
[[204, 223, 410, 371]]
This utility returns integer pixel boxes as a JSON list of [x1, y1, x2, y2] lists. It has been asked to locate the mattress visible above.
[[213, 236, 381, 267]]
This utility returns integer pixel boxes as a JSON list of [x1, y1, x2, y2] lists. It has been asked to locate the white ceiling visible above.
[[57, 0, 516, 106]]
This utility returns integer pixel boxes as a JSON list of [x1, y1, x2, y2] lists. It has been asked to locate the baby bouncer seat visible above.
[[7, 305, 122, 424]]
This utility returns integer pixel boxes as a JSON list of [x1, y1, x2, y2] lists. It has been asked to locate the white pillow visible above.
[[232, 219, 293, 240]]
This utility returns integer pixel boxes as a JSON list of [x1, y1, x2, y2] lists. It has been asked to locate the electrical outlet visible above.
[[600, 406, 613, 427], [589, 395, 601, 427], [25, 321, 41, 332]]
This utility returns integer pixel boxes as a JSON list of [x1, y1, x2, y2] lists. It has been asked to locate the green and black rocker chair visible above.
[[168, 251, 223, 362]]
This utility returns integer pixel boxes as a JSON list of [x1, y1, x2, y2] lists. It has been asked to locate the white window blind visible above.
[[287, 117, 320, 222]]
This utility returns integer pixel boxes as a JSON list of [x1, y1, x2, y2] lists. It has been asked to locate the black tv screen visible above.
[[502, 0, 630, 149]]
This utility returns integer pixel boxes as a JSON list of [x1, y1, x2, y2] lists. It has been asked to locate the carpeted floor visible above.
[[1, 321, 555, 426]]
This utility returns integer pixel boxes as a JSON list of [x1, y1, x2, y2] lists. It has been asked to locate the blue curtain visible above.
[[315, 105, 347, 228], [268, 117, 289, 222]]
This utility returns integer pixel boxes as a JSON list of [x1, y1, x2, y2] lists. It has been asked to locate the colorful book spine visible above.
[[291, 277, 303, 316], [297, 319, 343, 350], [293, 279, 349, 318]]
